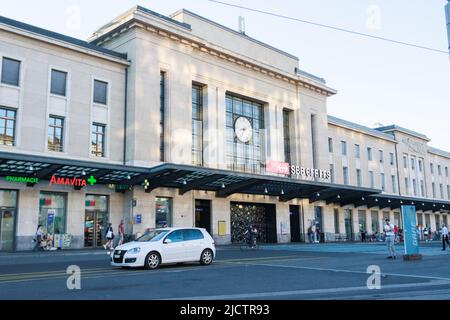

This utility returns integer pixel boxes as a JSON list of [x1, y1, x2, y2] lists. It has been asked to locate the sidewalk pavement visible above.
[[0, 241, 445, 258]]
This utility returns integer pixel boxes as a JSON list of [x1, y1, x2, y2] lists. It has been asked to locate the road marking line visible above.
[[224, 261, 450, 282], [0, 267, 112, 278], [164, 280, 450, 300]]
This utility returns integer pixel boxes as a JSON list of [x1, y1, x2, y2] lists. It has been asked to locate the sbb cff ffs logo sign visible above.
[[266, 160, 331, 180]]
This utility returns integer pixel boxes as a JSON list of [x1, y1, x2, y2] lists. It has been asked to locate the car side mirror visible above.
[[164, 238, 172, 244]]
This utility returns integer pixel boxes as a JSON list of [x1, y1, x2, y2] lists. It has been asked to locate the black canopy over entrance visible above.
[[0, 151, 448, 213]]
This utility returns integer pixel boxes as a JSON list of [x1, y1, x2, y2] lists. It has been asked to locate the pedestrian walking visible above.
[[316, 226, 321, 243], [117, 220, 125, 246], [33, 225, 44, 252], [311, 223, 317, 243], [360, 227, 366, 242], [103, 223, 114, 250], [441, 224, 450, 251], [307, 225, 313, 243], [384, 218, 396, 259]]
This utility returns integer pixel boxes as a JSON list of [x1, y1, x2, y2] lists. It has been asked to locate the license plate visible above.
[[114, 255, 120, 259]]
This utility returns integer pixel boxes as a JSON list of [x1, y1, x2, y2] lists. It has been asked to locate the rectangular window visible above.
[[447, 185, 450, 200], [418, 159, 423, 172], [39, 192, 67, 235], [330, 164, 335, 184], [446, 167, 449, 178], [438, 165, 442, 176], [403, 155, 408, 169], [1, 57, 20, 86], [48, 116, 64, 152], [354, 144, 360, 159], [421, 180, 425, 197], [160, 72, 165, 162], [367, 147, 373, 161], [379, 150, 384, 163], [283, 110, 291, 164], [155, 197, 172, 228], [93, 80, 108, 105], [341, 141, 347, 156], [371, 211, 380, 234], [390, 153, 395, 166], [430, 163, 434, 174], [50, 69, 67, 96], [91, 123, 105, 157], [381, 173, 386, 192], [0, 107, 16, 146], [226, 94, 265, 174], [328, 137, 333, 153], [192, 84, 204, 166], [358, 210, 367, 233], [356, 169, 362, 187], [334, 209, 340, 234], [411, 157, 416, 171], [392, 175, 397, 193], [432, 182, 436, 198], [343, 166, 349, 185], [405, 177, 409, 194], [412, 179, 417, 196], [440, 184, 444, 199], [369, 171, 374, 189]]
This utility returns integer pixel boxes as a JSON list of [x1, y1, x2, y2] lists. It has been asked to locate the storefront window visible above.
[[155, 197, 172, 228], [39, 192, 67, 235]]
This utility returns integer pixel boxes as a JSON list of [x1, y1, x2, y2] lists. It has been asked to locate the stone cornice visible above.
[[94, 18, 337, 97]]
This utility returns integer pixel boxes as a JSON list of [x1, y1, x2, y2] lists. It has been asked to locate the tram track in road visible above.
[[0, 254, 319, 284]]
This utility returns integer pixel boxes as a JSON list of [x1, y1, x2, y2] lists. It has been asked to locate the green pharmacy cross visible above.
[[87, 176, 97, 186]]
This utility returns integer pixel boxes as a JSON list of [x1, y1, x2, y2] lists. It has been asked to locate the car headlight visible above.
[[127, 247, 141, 254]]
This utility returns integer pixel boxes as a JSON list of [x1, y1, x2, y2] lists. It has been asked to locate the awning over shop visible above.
[[0, 151, 149, 187], [351, 194, 450, 213]]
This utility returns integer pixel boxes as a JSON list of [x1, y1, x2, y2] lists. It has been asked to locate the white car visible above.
[[110, 227, 216, 269]]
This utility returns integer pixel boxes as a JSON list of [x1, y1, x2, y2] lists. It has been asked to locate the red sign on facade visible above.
[[50, 176, 87, 187], [266, 160, 290, 176]]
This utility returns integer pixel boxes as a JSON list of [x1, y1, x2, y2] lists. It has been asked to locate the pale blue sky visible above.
[[1, 0, 449, 150]]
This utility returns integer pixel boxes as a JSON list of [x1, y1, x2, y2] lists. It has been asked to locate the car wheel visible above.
[[200, 249, 214, 265], [144, 252, 161, 270]]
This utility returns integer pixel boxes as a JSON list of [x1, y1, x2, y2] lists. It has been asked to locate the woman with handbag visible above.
[[103, 223, 114, 250]]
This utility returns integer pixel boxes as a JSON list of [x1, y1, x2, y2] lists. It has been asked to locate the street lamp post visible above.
[[446, 0, 450, 56]]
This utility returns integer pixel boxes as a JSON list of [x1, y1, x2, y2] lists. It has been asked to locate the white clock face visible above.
[[234, 117, 253, 143]]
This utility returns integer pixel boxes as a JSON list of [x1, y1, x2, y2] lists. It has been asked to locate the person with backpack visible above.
[[103, 223, 114, 250]]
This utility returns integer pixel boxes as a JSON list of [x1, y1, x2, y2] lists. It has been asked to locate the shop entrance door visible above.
[[0, 209, 15, 251], [195, 200, 211, 235], [84, 211, 107, 248]]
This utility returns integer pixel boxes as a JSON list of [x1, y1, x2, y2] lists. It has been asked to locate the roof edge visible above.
[[375, 125, 430, 142], [0, 15, 128, 61], [328, 115, 398, 143], [172, 8, 299, 62]]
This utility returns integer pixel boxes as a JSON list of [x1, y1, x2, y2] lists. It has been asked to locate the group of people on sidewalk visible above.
[[33, 220, 125, 252], [307, 223, 321, 243]]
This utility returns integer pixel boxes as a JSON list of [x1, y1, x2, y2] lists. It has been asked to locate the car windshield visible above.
[[136, 230, 169, 242]]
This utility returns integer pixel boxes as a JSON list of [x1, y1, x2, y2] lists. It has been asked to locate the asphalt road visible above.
[[0, 242, 449, 300]]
